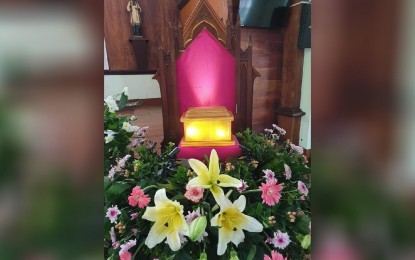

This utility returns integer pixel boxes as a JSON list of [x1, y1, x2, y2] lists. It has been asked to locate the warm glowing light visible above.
[[216, 129, 226, 138], [180, 106, 235, 146], [186, 126, 199, 137]]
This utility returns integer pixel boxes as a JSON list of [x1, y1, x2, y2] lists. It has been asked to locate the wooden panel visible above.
[[104, 0, 137, 69], [104, 0, 180, 70], [240, 28, 284, 133]]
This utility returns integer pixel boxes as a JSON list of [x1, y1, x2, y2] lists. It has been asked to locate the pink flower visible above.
[[128, 186, 151, 208], [120, 251, 131, 260], [272, 230, 291, 249], [259, 179, 283, 206], [132, 228, 138, 234], [237, 180, 249, 193], [130, 213, 138, 220], [264, 251, 287, 260], [272, 124, 286, 135], [263, 169, 275, 181], [118, 154, 131, 168], [185, 208, 201, 225], [184, 185, 204, 203], [283, 164, 292, 180], [119, 239, 136, 257], [110, 227, 117, 244], [106, 205, 121, 223], [298, 181, 309, 196], [290, 144, 304, 155], [264, 128, 273, 133], [108, 166, 117, 181], [265, 237, 273, 244]]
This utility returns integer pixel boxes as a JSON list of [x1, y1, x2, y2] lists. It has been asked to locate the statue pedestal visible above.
[[129, 37, 149, 70]]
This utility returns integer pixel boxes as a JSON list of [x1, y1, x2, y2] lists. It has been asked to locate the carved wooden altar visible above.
[[153, 0, 259, 147]]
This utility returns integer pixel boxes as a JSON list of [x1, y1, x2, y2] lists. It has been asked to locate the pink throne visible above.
[[176, 29, 241, 160]]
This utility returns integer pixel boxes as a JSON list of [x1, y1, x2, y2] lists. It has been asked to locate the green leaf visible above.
[[246, 245, 257, 260], [118, 93, 128, 109], [301, 234, 311, 249], [106, 182, 131, 196]]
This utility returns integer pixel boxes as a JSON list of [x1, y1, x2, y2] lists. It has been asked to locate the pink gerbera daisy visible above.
[[272, 230, 291, 249], [263, 169, 275, 181], [298, 181, 309, 196], [283, 164, 292, 180], [259, 179, 283, 206], [128, 186, 151, 208], [106, 205, 121, 223], [184, 185, 204, 203], [264, 251, 287, 260]]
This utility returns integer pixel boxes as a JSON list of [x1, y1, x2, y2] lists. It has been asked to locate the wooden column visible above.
[[275, 3, 305, 144], [129, 37, 149, 70]]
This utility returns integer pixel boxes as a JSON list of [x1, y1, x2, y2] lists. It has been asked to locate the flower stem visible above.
[[132, 241, 144, 259], [240, 189, 261, 195], [281, 190, 298, 194], [143, 185, 158, 192]]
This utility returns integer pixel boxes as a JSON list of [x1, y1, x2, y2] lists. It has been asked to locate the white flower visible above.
[[284, 164, 292, 180], [106, 205, 121, 223], [105, 96, 119, 113], [104, 130, 117, 143], [123, 87, 129, 97], [272, 230, 291, 249], [211, 195, 263, 255], [122, 122, 140, 133], [142, 189, 189, 251]]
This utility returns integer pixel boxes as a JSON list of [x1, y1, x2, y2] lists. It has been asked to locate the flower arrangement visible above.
[[104, 90, 311, 259]]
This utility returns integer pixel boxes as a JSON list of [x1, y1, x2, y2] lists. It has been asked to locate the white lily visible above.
[[142, 189, 189, 251], [211, 195, 263, 255], [188, 149, 242, 202]]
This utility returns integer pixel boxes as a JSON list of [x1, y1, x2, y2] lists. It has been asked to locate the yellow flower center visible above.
[[156, 203, 184, 234], [218, 208, 245, 231]]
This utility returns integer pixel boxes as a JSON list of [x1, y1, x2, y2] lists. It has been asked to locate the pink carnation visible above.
[[259, 179, 283, 206], [264, 251, 287, 260], [184, 185, 204, 203], [128, 186, 151, 208], [298, 181, 309, 196]]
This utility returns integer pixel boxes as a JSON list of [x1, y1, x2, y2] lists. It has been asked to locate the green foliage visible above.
[[104, 95, 311, 260]]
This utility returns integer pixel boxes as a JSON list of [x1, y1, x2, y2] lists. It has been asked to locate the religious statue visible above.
[[127, 0, 142, 37]]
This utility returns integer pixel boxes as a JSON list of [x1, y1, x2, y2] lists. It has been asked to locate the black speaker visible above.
[[298, 3, 311, 48]]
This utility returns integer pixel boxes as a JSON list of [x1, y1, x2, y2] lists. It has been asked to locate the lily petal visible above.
[[211, 213, 219, 227], [142, 206, 157, 221], [209, 149, 220, 181], [166, 231, 181, 251], [231, 228, 245, 246], [217, 174, 242, 188], [216, 192, 233, 211], [233, 195, 246, 212], [210, 184, 225, 203], [187, 176, 211, 188], [188, 159, 209, 179], [145, 221, 168, 249], [217, 227, 233, 255], [241, 215, 263, 232], [154, 188, 170, 207]]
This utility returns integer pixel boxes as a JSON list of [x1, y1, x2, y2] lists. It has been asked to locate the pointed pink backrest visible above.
[[176, 29, 236, 117]]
